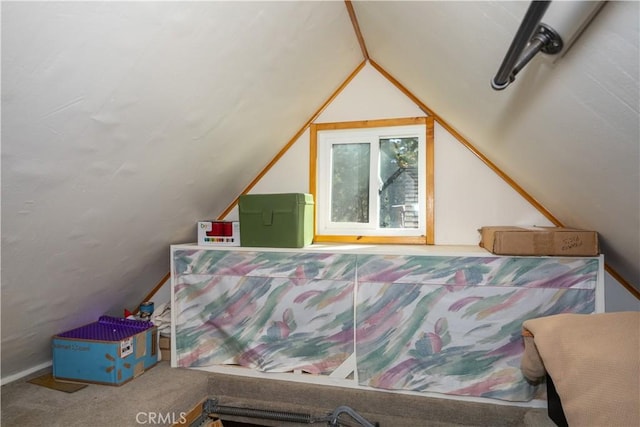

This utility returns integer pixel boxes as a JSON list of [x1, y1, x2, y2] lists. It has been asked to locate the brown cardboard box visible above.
[[158, 335, 171, 362], [479, 226, 599, 256], [159, 335, 171, 363], [159, 335, 171, 350]]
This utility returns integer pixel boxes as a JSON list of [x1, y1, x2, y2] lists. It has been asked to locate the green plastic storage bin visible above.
[[239, 193, 314, 248]]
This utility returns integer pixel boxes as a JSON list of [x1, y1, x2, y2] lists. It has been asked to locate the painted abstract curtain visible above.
[[172, 248, 598, 402], [173, 250, 356, 374], [355, 255, 597, 401]]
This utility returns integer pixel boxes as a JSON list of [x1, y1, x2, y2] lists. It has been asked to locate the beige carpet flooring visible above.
[[1, 361, 208, 427], [205, 371, 555, 427], [1, 362, 555, 427]]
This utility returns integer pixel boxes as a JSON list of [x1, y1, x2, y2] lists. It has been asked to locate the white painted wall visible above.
[[316, 64, 424, 122], [605, 272, 640, 312], [223, 63, 631, 312], [353, 0, 639, 296], [434, 122, 553, 244], [227, 63, 552, 241], [1, 0, 363, 383], [3, 0, 635, 386]]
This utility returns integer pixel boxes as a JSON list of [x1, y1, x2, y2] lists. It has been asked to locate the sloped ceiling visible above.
[[353, 0, 639, 287], [1, 1, 362, 378], [1, 1, 638, 380]]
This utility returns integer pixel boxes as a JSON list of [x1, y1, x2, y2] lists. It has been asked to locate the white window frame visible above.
[[316, 124, 427, 237]]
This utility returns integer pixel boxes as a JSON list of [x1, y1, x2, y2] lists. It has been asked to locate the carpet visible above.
[[2, 361, 210, 427], [206, 372, 556, 427]]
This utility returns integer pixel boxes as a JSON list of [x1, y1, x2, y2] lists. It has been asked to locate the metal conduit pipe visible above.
[[491, 0, 552, 90]]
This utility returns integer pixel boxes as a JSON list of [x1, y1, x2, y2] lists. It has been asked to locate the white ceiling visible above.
[[0, 1, 362, 378], [353, 0, 638, 284], [1, 1, 638, 379]]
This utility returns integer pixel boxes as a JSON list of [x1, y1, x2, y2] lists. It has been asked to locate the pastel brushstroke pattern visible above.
[[355, 255, 597, 401], [356, 255, 598, 288], [173, 250, 356, 374]]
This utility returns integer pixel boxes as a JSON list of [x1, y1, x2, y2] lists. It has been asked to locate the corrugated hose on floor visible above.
[[191, 398, 379, 427]]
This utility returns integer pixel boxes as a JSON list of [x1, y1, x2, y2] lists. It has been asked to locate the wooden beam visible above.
[[313, 116, 426, 131], [369, 59, 561, 227], [132, 272, 170, 315], [216, 60, 367, 220], [370, 58, 639, 300], [345, 0, 369, 60], [137, 58, 638, 310], [309, 123, 318, 240], [314, 235, 427, 245], [426, 116, 435, 245], [133, 61, 368, 314], [605, 264, 640, 300]]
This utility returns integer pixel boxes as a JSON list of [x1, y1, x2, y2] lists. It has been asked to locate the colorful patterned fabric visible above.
[[355, 255, 597, 401], [173, 250, 356, 374], [172, 249, 598, 401]]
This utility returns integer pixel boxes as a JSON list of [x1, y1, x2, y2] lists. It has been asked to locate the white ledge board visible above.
[[171, 243, 603, 260], [172, 243, 495, 257]]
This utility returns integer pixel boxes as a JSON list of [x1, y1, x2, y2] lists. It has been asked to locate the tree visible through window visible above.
[[311, 117, 433, 244], [331, 143, 370, 223], [379, 137, 419, 229]]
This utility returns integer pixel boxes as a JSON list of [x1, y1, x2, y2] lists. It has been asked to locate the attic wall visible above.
[[2, 0, 636, 386], [223, 62, 638, 312], [352, 1, 639, 294], [1, 1, 362, 383], [605, 275, 640, 311], [224, 64, 553, 242]]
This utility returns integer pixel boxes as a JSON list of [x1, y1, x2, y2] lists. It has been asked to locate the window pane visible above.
[[331, 143, 370, 223], [379, 137, 419, 229]]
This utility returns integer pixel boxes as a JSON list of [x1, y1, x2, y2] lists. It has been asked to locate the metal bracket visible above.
[[536, 23, 563, 54]]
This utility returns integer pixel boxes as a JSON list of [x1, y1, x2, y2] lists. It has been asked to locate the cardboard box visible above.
[[159, 335, 171, 350], [159, 334, 171, 362], [52, 316, 158, 385], [239, 193, 314, 248], [198, 221, 240, 246], [479, 226, 599, 256]]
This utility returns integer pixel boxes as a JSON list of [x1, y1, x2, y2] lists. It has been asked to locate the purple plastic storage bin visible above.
[[57, 316, 154, 341]]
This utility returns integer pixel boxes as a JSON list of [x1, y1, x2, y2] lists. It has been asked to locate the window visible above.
[[311, 117, 434, 244]]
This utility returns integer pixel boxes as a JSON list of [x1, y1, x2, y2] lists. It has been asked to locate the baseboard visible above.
[[1, 360, 52, 386]]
